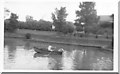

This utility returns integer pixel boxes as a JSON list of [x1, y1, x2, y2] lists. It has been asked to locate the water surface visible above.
[[4, 38, 113, 70]]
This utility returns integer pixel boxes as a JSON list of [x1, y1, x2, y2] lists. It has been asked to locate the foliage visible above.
[[17, 19, 52, 31], [62, 22, 75, 34], [52, 7, 68, 32], [38, 20, 52, 31], [25, 33, 31, 39], [4, 13, 18, 32], [75, 2, 99, 33], [98, 21, 113, 35], [85, 23, 99, 34], [75, 26, 83, 31]]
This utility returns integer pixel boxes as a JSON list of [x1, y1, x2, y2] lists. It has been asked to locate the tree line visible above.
[[4, 2, 114, 36]]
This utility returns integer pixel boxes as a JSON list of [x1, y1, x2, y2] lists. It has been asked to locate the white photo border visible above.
[[0, 0, 118, 72]]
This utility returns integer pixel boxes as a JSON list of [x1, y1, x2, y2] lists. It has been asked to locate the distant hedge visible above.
[[17, 20, 53, 31]]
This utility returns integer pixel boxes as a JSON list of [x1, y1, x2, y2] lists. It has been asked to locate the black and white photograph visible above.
[[3, 0, 117, 71]]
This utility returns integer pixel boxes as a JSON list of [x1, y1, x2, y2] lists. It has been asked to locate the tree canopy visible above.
[[75, 2, 99, 33], [52, 7, 68, 32], [4, 13, 18, 32]]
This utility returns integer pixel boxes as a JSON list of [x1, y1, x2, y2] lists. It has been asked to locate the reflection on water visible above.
[[4, 38, 113, 70]]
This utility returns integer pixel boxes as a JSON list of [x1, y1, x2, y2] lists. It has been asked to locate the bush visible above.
[[25, 33, 31, 39], [62, 24, 75, 34], [76, 26, 83, 31]]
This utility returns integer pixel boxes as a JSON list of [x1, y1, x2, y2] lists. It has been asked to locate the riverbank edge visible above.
[[4, 32, 113, 51]]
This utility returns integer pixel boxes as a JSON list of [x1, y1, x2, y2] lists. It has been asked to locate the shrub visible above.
[[25, 33, 31, 39], [62, 24, 75, 34]]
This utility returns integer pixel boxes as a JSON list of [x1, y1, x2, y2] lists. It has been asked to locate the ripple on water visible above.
[[91, 57, 113, 70], [4, 38, 113, 70]]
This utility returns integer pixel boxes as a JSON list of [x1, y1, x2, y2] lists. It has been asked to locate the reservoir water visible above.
[[4, 38, 113, 70]]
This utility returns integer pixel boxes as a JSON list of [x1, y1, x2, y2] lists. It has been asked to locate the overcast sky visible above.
[[4, 0, 117, 22]]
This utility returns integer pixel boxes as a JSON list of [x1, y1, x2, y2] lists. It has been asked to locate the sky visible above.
[[4, 0, 117, 22]]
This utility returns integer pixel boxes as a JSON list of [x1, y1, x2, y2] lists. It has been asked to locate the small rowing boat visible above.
[[33, 47, 63, 55]]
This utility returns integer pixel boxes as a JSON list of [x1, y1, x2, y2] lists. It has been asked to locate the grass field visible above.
[[16, 29, 112, 40], [16, 29, 57, 36], [4, 29, 113, 49]]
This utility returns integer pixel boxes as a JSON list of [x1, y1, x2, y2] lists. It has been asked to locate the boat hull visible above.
[[33, 47, 63, 55]]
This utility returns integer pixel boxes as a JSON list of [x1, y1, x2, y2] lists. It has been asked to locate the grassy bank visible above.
[[4, 29, 113, 50]]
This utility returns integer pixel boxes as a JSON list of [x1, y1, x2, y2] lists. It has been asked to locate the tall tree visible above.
[[4, 13, 18, 32], [75, 2, 99, 33], [52, 7, 68, 32]]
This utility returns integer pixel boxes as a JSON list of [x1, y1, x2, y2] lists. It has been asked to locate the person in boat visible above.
[[48, 45, 64, 52], [58, 48, 64, 52], [48, 45, 56, 51]]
